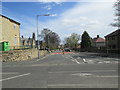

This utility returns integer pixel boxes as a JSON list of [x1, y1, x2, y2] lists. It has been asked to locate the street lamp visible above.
[[37, 14, 57, 59]]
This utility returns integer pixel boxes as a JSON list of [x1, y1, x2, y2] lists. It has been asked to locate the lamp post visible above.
[[37, 14, 56, 59], [106, 37, 109, 54]]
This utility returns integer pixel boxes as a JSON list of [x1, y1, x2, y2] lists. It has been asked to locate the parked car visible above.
[[64, 48, 70, 52]]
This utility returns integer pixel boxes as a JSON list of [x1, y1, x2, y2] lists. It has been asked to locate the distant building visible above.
[[92, 35, 105, 49], [20, 33, 36, 48], [76, 43, 81, 49], [105, 29, 120, 53], [0, 15, 20, 46]]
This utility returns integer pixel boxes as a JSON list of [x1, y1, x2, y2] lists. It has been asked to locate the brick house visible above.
[[105, 29, 120, 53], [0, 15, 20, 47]]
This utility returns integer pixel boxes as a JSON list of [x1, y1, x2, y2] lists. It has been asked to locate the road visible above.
[[1, 51, 119, 88]]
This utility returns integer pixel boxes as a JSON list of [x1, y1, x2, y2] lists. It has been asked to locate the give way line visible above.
[[0, 73, 30, 82]]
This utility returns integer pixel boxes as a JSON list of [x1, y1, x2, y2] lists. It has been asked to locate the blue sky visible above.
[[2, 2, 77, 21], [1, 0, 117, 43]]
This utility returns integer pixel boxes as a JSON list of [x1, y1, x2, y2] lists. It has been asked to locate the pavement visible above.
[[1, 51, 119, 88]]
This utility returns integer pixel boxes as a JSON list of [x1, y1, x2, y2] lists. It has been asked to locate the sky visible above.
[[1, 0, 117, 43]]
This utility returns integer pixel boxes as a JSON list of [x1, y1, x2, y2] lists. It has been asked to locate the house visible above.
[[92, 35, 105, 49], [20, 33, 36, 48], [0, 15, 20, 47], [105, 29, 120, 53]]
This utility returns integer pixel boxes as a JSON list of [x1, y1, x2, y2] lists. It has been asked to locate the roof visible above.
[[92, 37, 105, 43], [0, 14, 20, 25], [105, 29, 120, 37]]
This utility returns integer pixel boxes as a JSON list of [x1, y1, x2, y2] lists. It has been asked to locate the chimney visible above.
[[21, 35, 24, 38], [97, 35, 99, 38], [32, 32, 35, 40]]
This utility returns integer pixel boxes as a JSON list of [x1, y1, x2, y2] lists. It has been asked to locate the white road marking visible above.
[[71, 73, 119, 77], [103, 61, 110, 63], [0, 73, 30, 81], [48, 84, 118, 87], [98, 62, 103, 64], [74, 59, 80, 64], [88, 60, 93, 62], [95, 76, 119, 77], [72, 75, 120, 77], [71, 73, 93, 76], [83, 59, 87, 63], [48, 70, 117, 73], [62, 55, 80, 64], [72, 59, 80, 64]]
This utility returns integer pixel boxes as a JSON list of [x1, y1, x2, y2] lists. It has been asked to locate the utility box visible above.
[[0, 42, 10, 51]]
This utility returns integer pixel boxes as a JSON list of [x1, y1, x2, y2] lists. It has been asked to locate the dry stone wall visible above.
[[0, 49, 47, 62]]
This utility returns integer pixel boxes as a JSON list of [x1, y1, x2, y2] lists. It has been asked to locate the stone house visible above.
[[0, 15, 20, 47], [20, 33, 36, 48], [105, 29, 120, 53], [92, 35, 105, 49]]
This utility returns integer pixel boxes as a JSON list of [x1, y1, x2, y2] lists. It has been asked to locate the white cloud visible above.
[[40, 1, 117, 40], [2, 0, 116, 2], [37, 0, 64, 4], [7, 1, 117, 42], [42, 5, 52, 10]]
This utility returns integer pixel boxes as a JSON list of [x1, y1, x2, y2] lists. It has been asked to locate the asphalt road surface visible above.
[[2, 51, 119, 88]]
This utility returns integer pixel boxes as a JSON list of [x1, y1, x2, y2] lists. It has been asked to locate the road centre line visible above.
[[48, 70, 117, 73], [95, 76, 119, 77], [71, 74, 119, 77], [0, 73, 30, 81], [48, 84, 118, 87]]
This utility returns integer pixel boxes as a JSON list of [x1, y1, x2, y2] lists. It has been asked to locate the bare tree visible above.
[[40, 28, 61, 49], [111, 0, 120, 28]]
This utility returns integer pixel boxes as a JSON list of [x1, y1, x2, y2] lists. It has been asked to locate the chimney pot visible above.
[[97, 35, 99, 38]]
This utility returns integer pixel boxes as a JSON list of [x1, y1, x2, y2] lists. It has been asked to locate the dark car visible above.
[[64, 48, 70, 52]]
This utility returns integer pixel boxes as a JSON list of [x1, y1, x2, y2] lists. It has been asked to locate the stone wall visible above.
[[0, 48, 47, 62]]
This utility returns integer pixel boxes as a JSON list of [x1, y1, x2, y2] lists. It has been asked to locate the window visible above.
[[112, 36, 115, 40], [14, 37, 17, 45], [14, 24, 16, 30], [112, 45, 116, 49]]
